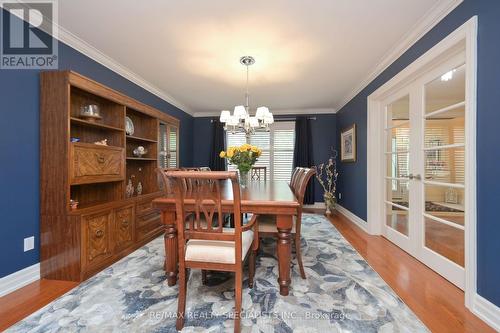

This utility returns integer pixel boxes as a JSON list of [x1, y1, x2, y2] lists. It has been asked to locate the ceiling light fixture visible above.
[[441, 69, 456, 82], [219, 56, 273, 137]]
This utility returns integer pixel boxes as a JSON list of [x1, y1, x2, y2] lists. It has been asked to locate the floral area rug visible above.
[[8, 214, 428, 332]]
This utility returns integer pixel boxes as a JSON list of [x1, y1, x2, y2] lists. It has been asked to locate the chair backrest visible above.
[[157, 168, 182, 194], [166, 171, 244, 263], [251, 166, 267, 181], [199, 166, 211, 171], [289, 167, 300, 191], [290, 167, 305, 194], [294, 167, 316, 206]]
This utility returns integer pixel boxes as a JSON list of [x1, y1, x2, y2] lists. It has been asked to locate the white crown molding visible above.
[[472, 294, 500, 332], [57, 28, 195, 116], [0, 263, 40, 297], [9, 1, 194, 116], [193, 108, 336, 118], [335, 0, 464, 112], [335, 204, 368, 233]]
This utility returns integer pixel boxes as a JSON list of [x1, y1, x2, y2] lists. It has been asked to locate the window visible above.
[[226, 121, 295, 181], [159, 123, 178, 168]]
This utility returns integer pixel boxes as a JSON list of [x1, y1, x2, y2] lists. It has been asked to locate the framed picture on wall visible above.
[[341, 124, 356, 162]]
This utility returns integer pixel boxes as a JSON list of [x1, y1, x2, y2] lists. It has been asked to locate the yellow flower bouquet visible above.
[[220, 144, 262, 187]]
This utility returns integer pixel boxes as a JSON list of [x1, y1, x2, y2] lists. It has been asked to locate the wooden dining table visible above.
[[153, 180, 300, 296]]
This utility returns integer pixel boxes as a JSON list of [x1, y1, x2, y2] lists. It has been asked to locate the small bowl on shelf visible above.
[[133, 146, 148, 158], [79, 104, 102, 122]]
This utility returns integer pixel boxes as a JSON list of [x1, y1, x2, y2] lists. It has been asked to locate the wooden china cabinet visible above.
[[40, 71, 179, 281]]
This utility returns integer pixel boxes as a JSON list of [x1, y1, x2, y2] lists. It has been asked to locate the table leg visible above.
[[276, 215, 293, 296], [163, 211, 178, 286]]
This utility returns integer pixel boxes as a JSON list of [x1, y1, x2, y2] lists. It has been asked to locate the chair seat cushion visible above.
[[258, 215, 296, 234], [185, 228, 254, 264]]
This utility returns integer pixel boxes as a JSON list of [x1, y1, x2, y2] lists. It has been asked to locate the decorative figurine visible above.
[[126, 179, 134, 198], [70, 199, 79, 210], [94, 139, 108, 146], [137, 182, 143, 196], [445, 187, 458, 204]]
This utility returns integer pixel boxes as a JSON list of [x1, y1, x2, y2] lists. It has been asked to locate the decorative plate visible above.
[[125, 116, 134, 136]]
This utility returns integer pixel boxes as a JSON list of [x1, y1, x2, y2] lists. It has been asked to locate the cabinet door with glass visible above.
[[159, 122, 178, 168]]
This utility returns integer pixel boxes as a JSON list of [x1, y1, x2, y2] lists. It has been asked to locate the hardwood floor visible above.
[[0, 211, 494, 332], [326, 210, 494, 333], [0, 279, 78, 331]]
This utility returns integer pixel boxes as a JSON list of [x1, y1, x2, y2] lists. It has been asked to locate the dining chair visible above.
[[166, 170, 259, 333], [250, 166, 267, 181], [258, 167, 315, 279], [199, 166, 211, 171]]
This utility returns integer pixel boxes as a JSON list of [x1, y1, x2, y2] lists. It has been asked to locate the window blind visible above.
[[168, 127, 178, 168], [159, 123, 168, 168], [226, 121, 295, 181]]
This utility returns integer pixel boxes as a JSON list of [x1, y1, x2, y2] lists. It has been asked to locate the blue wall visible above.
[[336, 0, 500, 306], [192, 114, 337, 202], [0, 14, 193, 278]]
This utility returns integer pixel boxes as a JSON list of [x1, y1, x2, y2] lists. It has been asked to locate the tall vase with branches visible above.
[[314, 149, 339, 215]]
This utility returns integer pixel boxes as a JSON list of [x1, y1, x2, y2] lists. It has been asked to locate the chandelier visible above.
[[219, 56, 274, 136]]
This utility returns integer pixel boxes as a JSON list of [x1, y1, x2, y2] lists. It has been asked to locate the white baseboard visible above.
[[335, 204, 368, 233], [303, 202, 326, 209], [472, 294, 500, 332], [0, 263, 40, 297]]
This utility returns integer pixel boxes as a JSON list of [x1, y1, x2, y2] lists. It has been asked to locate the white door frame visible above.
[[367, 17, 477, 308]]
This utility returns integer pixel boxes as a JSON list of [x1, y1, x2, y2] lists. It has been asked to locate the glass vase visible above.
[[324, 192, 336, 215], [238, 169, 250, 188]]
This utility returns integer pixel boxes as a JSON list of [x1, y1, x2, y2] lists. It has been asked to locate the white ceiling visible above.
[[56, 0, 454, 115]]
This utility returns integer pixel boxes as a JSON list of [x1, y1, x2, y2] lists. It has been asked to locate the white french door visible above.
[[382, 51, 467, 289]]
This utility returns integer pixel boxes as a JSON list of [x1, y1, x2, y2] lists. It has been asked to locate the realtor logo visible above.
[[1, 0, 58, 69]]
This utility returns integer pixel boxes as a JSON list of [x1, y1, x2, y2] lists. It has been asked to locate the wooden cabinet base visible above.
[[41, 193, 164, 282]]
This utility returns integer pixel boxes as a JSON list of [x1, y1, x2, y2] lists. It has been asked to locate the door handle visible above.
[[408, 173, 422, 181]]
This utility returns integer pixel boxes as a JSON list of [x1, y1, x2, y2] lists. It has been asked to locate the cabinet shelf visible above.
[[71, 117, 124, 132], [126, 135, 157, 143]]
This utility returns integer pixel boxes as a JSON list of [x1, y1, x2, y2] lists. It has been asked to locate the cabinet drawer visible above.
[[136, 210, 161, 229], [136, 217, 164, 242], [114, 205, 134, 252], [136, 195, 161, 216], [70, 143, 124, 185], [136, 200, 155, 216], [82, 209, 113, 270]]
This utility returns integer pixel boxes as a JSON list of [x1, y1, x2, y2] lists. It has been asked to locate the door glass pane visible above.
[[386, 153, 410, 179], [386, 179, 409, 203], [386, 204, 408, 236], [425, 111, 464, 148], [386, 95, 410, 152], [424, 184, 464, 226], [425, 64, 465, 114], [386, 95, 409, 128], [424, 147, 465, 184], [425, 217, 464, 266]]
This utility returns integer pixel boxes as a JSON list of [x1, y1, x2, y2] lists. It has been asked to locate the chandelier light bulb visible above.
[[220, 110, 231, 123]]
